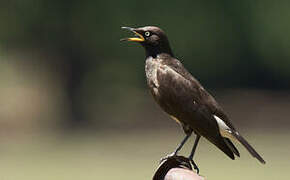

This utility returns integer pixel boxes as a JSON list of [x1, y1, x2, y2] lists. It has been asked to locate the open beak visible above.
[[120, 27, 145, 42]]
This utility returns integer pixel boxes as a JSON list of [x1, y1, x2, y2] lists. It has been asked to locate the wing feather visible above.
[[154, 59, 237, 159]]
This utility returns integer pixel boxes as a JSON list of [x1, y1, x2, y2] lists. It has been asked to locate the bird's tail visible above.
[[231, 132, 266, 164]]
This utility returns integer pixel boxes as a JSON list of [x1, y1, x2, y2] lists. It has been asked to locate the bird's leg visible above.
[[160, 132, 192, 163], [173, 132, 192, 155], [188, 134, 201, 174]]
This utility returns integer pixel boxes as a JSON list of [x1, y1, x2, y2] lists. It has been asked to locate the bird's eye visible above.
[[144, 31, 150, 37]]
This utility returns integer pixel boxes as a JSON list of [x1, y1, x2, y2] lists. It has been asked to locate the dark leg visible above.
[[188, 134, 201, 174], [173, 132, 192, 155], [160, 132, 192, 163]]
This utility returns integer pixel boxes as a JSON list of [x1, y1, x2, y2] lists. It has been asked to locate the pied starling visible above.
[[121, 26, 265, 173]]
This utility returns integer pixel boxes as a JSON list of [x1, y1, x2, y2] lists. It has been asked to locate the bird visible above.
[[120, 26, 266, 173]]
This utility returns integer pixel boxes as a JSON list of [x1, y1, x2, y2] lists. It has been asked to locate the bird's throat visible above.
[[143, 44, 174, 58]]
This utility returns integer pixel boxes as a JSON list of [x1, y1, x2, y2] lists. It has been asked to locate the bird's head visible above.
[[121, 26, 173, 57]]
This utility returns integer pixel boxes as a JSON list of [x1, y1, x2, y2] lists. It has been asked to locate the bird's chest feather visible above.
[[145, 58, 198, 119], [145, 58, 182, 111], [145, 58, 161, 96]]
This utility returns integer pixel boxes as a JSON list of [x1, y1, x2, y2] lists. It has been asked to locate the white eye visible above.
[[145, 31, 150, 37]]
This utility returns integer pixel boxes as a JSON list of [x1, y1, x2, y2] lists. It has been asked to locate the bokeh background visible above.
[[0, 0, 289, 179]]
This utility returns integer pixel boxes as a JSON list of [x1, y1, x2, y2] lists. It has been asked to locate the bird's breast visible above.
[[145, 57, 161, 95]]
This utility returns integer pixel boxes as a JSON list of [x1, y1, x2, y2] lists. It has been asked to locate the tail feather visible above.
[[213, 137, 235, 160], [232, 132, 266, 164], [224, 138, 240, 157]]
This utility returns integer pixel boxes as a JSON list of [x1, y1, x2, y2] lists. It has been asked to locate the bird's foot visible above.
[[159, 152, 177, 164], [189, 159, 199, 174]]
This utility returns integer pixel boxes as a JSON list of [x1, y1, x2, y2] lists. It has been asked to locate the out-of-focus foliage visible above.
[[1, 0, 290, 88], [0, 0, 289, 130]]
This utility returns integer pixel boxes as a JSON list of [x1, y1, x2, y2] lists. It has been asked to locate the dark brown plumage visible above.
[[121, 26, 265, 172]]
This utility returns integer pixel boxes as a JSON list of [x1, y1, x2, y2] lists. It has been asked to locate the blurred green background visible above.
[[0, 0, 289, 179]]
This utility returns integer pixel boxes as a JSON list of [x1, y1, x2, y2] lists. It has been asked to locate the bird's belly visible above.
[[149, 83, 198, 126], [151, 86, 213, 136]]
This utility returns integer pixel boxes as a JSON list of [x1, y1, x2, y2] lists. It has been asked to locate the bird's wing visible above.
[[164, 58, 236, 131], [159, 58, 266, 163], [156, 59, 237, 159]]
